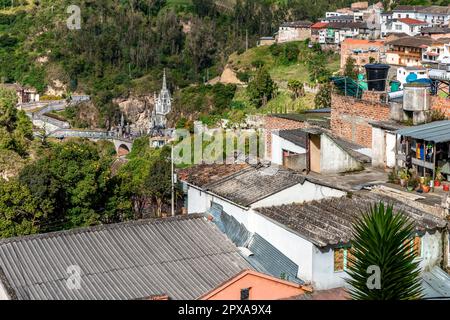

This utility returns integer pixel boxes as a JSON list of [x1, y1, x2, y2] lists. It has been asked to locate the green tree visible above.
[[346, 203, 423, 300], [247, 67, 277, 108], [0, 87, 33, 156], [288, 80, 305, 99], [344, 56, 358, 80], [314, 83, 332, 109], [307, 53, 330, 83], [0, 180, 52, 238]]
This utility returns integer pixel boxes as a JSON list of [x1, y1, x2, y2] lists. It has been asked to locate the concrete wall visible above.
[[386, 132, 397, 168], [271, 133, 306, 165], [320, 134, 363, 174], [0, 281, 10, 300], [248, 210, 315, 282], [312, 247, 349, 290], [310, 230, 444, 291], [187, 186, 209, 214], [371, 127, 397, 169], [252, 181, 346, 209], [420, 231, 443, 272]]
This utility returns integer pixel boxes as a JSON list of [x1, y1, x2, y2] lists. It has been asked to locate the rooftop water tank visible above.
[[365, 64, 390, 92], [403, 83, 431, 112]]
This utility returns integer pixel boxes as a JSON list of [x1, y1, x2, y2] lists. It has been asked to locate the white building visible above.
[[381, 18, 429, 37], [396, 66, 429, 87], [383, 5, 450, 27], [251, 195, 448, 290], [277, 21, 312, 43], [270, 128, 369, 174]]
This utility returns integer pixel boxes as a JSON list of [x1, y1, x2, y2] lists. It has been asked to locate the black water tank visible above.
[[365, 64, 390, 92]]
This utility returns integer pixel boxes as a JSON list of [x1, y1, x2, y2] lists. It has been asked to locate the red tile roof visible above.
[[398, 18, 428, 25], [311, 22, 328, 29]]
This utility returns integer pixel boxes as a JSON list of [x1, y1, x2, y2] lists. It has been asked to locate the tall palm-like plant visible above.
[[346, 202, 423, 300]]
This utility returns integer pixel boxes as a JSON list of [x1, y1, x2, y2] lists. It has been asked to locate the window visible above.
[[395, 24, 402, 31], [404, 236, 422, 257], [240, 288, 250, 300], [334, 247, 354, 272]]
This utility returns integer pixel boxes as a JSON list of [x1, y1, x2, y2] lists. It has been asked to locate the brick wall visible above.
[[264, 116, 307, 159], [331, 92, 391, 148], [431, 96, 450, 118]]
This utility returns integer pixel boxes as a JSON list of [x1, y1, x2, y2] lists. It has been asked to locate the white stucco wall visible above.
[[312, 247, 349, 290], [320, 134, 362, 174], [420, 231, 443, 272], [252, 181, 346, 209], [310, 231, 444, 291], [371, 127, 385, 168], [271, 133, 306, 165], [0, 281, 10, 300], [248, 210, 315, 282], [187, 186, 209, 214], [386, 132, 397, 168]]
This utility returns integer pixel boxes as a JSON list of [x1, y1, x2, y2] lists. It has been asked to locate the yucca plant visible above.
[[346, 202, 423, 300]]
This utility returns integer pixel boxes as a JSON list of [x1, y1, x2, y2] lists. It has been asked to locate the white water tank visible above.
[[403, 83, 431, 112]]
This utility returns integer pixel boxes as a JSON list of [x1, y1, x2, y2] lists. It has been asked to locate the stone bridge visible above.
[[48, 129, 134, 155]]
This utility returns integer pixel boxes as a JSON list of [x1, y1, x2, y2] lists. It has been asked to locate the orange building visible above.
[[340, 38, 385, 70], [200, 270, 311, 300]]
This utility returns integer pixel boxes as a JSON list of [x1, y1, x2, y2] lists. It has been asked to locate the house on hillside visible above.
[[0, 83, 39, 104], [381, 18, 429, 37], [340, 38, 385, 70], [385, 36, 436, 67], [0, 215, 309, 300], [179, 164, 347, 218], [277, 21, 312, 43], [252, 193, 448, 290], [270, 128, 369, 174], [383, 5, 450, 27]]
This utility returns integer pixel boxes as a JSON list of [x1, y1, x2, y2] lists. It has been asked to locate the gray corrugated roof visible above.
[[277, 129, 308, 148], [422, 267, 450, 300], [207, 205, 302, 284], [397, 120, 450, 143], [0, 215, 252, 300], [206, 165, 307, 207], [255, 192, 447, 248]]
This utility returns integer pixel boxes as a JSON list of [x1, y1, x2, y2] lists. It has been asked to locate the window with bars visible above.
[[334, 238, 421, 273], [334, 247, 354, 272]]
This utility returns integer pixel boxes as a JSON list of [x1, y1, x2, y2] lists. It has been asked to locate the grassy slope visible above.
[[229, 42, 340, 114]]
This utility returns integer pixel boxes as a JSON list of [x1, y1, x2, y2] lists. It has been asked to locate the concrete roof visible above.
[[255, 192, 447, 247], [0, 215, 252, 300]]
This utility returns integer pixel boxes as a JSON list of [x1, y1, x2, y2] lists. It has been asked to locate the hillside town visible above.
[[0, 1, 450, 305]]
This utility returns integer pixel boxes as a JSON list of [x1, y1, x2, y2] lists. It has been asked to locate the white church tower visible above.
[[150, 69, 172, 133]]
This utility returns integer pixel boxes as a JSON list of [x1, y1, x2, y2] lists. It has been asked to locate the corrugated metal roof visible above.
[[255, 192, 447, 247], [0, 215, 252, 300], [397, 120, 450, 143], [422, 267, 450, 299], [207, 206, 303, 284], [206, 165, 307, 207]]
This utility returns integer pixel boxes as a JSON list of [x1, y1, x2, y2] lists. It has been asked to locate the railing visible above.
[[429, 69, 450, 81]]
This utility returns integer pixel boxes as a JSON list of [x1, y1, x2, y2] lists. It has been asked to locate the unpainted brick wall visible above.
[[264, 116, 307, 159], [331, 92, 391, 148], [431, 96, 450, 117]]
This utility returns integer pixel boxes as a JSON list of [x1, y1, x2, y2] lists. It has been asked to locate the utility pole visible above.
[[245, 29, 249, 51], [171, 144, 175, 217]]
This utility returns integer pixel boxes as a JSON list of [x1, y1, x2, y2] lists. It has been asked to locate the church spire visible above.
[[162, 69, 167, 91]]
